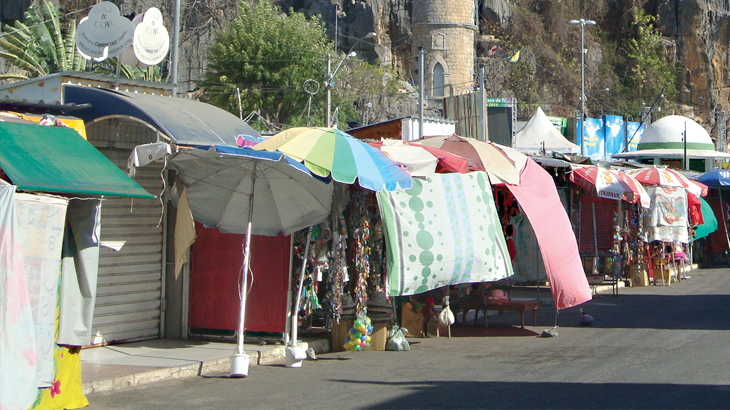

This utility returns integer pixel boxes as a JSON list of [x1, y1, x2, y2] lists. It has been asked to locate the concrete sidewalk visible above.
[[81, 337, 331, 395]]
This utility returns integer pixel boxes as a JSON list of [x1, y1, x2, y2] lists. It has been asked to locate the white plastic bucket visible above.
[[285, 346, 306, 368], [230, 353, 250, 377]]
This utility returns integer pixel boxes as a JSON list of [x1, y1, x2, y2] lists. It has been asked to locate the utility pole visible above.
[[479, 65, 487, 141], [418, 47, 425, 141], [170, 0, 180, 97], [325, 54, 332, 127], [569, 18, 596, 156]]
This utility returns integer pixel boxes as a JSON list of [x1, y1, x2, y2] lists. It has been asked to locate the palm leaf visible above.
[[39, 0, 65, 69], [0, 49, 44, 76], [0, 73, 29, 81], [65, 20, 87, 71], [28, 4, 58, 68], [5, 21, 33, 44]]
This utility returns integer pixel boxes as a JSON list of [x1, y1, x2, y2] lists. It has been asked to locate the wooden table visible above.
[[485, 300, 541, 329]]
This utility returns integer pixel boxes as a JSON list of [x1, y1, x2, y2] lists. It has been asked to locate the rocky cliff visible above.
[[53, 0, 730, 129]]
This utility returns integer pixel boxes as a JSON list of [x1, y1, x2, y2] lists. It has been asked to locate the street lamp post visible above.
[[570, 18, 595, 156], [325, 32, 376, 128]]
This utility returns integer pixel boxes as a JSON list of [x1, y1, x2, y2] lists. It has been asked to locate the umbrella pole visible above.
[[291, 226, 313, 348], [592, 203, 599, 267], [721, 191, 730, 252], [231, 168, 256, 377], [236, 216, 253, 355], [284, 238, 295, 346]]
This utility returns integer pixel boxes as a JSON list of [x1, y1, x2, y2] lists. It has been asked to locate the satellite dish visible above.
[[133, 7, 170, 66], [75, 2, 133, 60]]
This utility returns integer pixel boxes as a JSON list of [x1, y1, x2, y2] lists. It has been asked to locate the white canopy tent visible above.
[[515, 107, 580, 155]]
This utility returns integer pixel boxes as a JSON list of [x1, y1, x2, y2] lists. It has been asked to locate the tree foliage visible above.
[[331, 59, 402, 128], [203, 0, 331, 129], [619, 9, 678, 114], [484, 2, 679, 119]]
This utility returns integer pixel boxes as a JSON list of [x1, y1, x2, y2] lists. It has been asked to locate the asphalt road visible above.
[[86, 268, 730, 409]]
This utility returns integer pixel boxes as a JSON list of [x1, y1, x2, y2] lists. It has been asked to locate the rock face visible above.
[[54, 0, 730, 127], [657, 0, 730, 122]]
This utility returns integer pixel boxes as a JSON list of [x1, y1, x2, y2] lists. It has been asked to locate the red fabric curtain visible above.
[[189, 223, 291, 333]]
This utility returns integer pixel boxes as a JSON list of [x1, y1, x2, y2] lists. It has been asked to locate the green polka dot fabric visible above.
[[376, 172, 514, 296]]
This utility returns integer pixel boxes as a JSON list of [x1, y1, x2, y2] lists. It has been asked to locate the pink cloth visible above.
[[507, 159, 592, 310]]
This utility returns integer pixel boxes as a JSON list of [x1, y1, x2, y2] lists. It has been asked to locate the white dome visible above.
[[638, 115, 714, 150]]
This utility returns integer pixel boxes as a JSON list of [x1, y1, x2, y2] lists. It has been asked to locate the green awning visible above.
[[0, 122, 154, 198]]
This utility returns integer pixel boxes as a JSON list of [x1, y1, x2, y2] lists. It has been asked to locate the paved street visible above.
[[85, 268, 730, 409]]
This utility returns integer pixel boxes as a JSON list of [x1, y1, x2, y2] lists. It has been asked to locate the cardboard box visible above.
[[400, 302, 422, 337], [629, 264, 649, 287], [331, 319, 354, 352], [362, 321, 390, 351], [653, 265, 671, 286]]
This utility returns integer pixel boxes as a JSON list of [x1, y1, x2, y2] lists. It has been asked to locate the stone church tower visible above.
[[411, 0, 478, 99]]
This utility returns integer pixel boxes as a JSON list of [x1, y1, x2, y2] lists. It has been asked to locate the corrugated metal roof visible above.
[[531, 156, 573, 167]]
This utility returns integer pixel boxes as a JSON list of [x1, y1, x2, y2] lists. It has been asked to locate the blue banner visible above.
[[604, 115, 624, 159], [578, 117, 605, 160], [626, 122, 644, 152]]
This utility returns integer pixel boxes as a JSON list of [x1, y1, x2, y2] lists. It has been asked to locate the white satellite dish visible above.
[[75, 2, 133, 60], [133, 7, 170, 66]]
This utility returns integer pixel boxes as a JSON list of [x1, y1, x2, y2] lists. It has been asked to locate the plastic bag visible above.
[[438, 306, 455, 326], [438, 296, 455, 326], [387, 326, 410, 351]]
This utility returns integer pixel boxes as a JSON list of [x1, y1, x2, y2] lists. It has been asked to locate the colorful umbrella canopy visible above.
[[697, 167, 730, 187], [416, 135, 524, 185], [254, 127, 412, 191], [695, 196, 718, 239], [625, 166, 707, 198], [367, 139, 469, 177], [625, 166, 689, 188], [570, 165, 650, 208], [169, 145, 332, 236]]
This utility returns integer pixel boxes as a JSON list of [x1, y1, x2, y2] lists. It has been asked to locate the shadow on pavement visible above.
[[329, 379, 730, 409]]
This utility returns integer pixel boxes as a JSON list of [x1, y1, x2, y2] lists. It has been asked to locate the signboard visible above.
[[485, 97, 514, 108], [547, 116, 568, 135], [133, 8, 170, 65], [75, 2, 133, 60]]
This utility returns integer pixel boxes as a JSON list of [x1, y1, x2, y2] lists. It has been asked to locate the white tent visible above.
[[515, 107, 580, 154]]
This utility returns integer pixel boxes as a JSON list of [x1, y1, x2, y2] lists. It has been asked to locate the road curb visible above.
[[83, 338, 331, 395]]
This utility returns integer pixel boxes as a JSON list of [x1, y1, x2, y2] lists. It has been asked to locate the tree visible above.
[[0, 0, 86, 80], [620, 9, 678, 114], [203, 0, 331, 129]]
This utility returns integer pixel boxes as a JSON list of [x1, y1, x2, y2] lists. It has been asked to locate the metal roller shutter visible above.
[[86, 120, 166, 344]]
